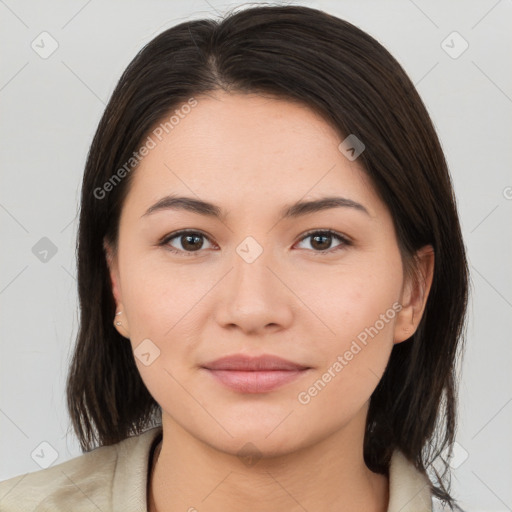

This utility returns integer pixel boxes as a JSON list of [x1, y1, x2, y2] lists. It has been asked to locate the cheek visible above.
[[120, 250, 203, 338], [295, 339, 393, 438], [298, 254, 402, 409], [302, 256, 403, 349], [296, 290, 400, 427], [119, 259, 211, 403]]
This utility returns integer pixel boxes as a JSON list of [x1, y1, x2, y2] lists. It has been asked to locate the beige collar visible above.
[[387, 450, 433, 511]]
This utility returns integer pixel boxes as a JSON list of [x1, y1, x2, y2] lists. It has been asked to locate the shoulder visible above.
[[388, 451, 465, 512], [0, 426, 162, 512], [388, 450, 433, 512]]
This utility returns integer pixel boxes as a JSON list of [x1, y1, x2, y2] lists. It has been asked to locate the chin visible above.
[[195, 419, 313, 458], [208, 434, 303, 461]]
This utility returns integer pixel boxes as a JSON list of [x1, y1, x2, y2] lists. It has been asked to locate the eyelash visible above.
[[159, 229, 352, 257]]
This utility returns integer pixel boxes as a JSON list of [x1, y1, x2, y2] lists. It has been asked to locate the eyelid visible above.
[[159, 229, 211, 245], [298, 228, 352, 245]]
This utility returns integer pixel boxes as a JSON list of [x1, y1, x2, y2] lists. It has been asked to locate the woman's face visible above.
[[106, 92, 430, 457]]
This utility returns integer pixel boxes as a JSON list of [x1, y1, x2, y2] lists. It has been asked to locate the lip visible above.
[[201, 354, 311, 393], [202, 354, 310, 371]]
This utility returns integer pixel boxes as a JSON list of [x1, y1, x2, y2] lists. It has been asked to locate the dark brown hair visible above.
[[67, 4, 468, 508]]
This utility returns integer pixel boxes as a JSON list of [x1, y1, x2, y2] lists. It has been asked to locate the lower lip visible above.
[[203, 368, 309, 393]]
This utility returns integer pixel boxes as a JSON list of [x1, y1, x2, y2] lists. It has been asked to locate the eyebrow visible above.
[[141, 194, 369, 221]]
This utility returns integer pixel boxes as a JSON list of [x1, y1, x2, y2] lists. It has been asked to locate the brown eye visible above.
[[295, 230, 351, 254], [179, 233, 204, 251], [162, 231, 214, 255], [310, 233, 333, 250]]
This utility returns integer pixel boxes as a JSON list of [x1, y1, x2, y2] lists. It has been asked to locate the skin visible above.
[[105, 92, 434, 512]]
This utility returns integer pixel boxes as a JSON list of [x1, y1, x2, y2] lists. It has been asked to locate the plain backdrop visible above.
[[1, 1, 511, 510]]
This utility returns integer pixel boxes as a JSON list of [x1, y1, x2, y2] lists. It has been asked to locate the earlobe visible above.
[[393, 245, 434, 344], [113, 309, 130, 339], [103, 238, 131, 339]]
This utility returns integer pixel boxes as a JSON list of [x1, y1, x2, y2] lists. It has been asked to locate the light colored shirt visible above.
[[0, 426, 434, 511]]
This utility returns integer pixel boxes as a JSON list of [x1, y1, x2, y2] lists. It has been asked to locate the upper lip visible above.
[[202, 354, 310, 371]]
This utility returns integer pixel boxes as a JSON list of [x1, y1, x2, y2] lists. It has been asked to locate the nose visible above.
[[212, 240, 294, 335]]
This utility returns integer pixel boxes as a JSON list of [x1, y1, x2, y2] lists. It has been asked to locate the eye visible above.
[[159, 228, 351, 257], [294, 229, 351, 254], [160, 230, 216, 256]]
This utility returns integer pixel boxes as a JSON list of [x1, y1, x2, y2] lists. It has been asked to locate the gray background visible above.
[[1, 0, 511, 510]]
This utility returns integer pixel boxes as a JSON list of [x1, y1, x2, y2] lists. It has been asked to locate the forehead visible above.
[[123, 92, 382, 218]]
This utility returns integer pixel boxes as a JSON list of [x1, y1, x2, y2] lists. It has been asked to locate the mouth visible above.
[[201, 354, 312, 394]]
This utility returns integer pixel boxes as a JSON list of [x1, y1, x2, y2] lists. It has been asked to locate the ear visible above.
[[393, 245, 434, 344], [103, 238, 131, 339]]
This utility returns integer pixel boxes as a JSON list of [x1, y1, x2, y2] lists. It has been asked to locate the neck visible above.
[[148, 409, 388, 512]]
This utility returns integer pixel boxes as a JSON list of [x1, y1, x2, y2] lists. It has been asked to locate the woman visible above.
[[0, 4, 468, 511]]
